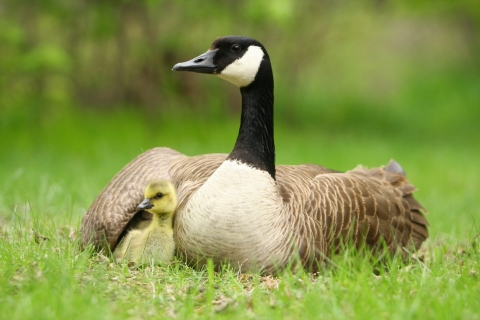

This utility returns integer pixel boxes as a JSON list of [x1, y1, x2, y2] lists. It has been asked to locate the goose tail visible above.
[[385, 160, 429, 250]]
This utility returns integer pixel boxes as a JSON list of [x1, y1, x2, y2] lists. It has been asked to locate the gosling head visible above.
[[137, 180, 177, 215], [172, 35, 270, 88]]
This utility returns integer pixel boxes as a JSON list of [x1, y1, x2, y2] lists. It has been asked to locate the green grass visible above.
[[1, 1, 479, 317], [1, 108, 479, 319]]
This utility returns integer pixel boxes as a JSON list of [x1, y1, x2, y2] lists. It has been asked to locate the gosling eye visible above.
[[154, 193, 163, 199], [231, 44, 241, 53]]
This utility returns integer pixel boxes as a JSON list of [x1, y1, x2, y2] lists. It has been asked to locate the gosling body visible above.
[[113, 180, 177, 265]]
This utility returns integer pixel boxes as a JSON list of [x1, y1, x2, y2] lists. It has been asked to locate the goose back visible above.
[[276, 162, 428, 270]]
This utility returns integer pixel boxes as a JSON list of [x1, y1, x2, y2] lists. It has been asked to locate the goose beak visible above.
[[172, 49, 218, 74], [137, 198, 153, 210]]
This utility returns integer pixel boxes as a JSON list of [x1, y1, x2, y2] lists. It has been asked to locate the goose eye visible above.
[[155, 193, 163, 199], [231, 44, 241, 52]]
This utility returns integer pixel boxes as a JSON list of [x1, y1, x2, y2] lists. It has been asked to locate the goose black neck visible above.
[[227, 61, 276, 179]]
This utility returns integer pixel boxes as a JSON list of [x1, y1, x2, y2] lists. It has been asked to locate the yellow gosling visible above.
[[113, 180, 177, 265]]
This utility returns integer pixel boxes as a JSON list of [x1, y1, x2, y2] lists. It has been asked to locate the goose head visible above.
[[173, 36, 276, 179], [138, 180, 177, 216], [172, 36, 270, 88]]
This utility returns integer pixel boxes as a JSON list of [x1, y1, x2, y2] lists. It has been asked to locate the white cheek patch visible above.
[[217, 46, 264, 87]]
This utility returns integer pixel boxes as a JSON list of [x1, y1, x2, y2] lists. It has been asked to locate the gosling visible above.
[[113, 180, 177, 265]]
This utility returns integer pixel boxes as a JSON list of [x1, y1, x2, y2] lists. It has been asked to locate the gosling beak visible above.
[[137, 198, 153, 210], [172, 49, 218, 74]]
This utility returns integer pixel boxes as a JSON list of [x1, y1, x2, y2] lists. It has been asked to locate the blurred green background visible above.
[[0, 1, 479, 239]]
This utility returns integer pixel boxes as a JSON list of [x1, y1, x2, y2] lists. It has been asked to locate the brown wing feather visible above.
[[81, 147, 186, 251], [276, 162, 428, 266]]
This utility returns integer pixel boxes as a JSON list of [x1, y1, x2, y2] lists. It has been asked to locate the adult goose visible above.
[[81, 36, 428, 273]]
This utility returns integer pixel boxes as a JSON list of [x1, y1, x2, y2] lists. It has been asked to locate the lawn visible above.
[[1, 0, 479, 318], [0, 106, 478, 319]]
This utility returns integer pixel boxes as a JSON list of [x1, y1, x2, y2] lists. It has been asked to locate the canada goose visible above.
[[113, 180, 177, 265], [82, 36, 428, 273]]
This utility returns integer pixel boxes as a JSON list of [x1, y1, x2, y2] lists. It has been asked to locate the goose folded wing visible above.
[[81, 147, 185, 251], [276, 166, 427, 263]]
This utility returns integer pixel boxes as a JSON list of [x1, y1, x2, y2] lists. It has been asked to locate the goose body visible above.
[[113, 180, 177, 265], [82, 36, 428, 273]]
